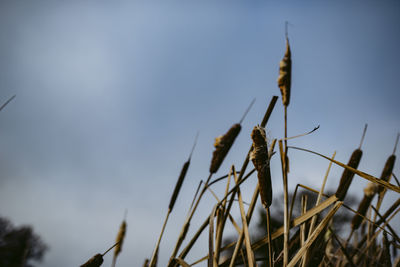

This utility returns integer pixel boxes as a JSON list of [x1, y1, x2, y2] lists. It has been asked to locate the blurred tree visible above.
[[0, 217, 48, 267]]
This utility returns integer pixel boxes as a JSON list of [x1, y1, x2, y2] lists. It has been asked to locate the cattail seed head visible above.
[[250, 126, 273, 208], [114, 220, 127, 257], [80, 254, 104, 267], [277, 38, 292, 107], [335, 149, 363, 201], [143, 259, 150, 267], [209, 123, 241, 173], [169, 161, 190, 211], [380, 232, 392, 266], [364, 182, 378, 197], [378, 154, 396, 193], [351, 194, 373, 230]]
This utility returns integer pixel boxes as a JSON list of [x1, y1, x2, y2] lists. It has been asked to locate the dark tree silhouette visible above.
[[0, 216, 48, 267]]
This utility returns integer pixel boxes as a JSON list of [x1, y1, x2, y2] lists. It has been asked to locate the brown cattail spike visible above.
[[209, 123, 241, 173], [80, 254, 104, 267], [351, 182, 378, 230], [169, 161, 190, 211], [168, 133, 198, 211], [335, 148, 363, 201], [209, 99, 255, 173], [277, 31, 291, 107], [114, 220, 127, 257], [250, 126, 273, 208], [380, 232, 392, 266], [378, 155, 396, 193], [335, 125, 367, 201], [143, 259, 150, 267]]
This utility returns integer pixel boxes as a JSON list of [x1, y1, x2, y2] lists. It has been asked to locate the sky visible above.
[[0, 1, 399, 266]]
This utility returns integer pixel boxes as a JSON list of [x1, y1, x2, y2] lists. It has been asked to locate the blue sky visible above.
[[0, 1, 399, 266]]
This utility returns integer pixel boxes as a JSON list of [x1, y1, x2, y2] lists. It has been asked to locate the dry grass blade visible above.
[[208, 205, 218, 267], [328, 227, 356, 267], [300, 195, 308, 247], [288, 146, 400, 194], [177, 170, 256, 263], [300, 195, 307, 267], [221, 184, 260, 267], [278, 140, 290, 266], [250, 195, 338, 252], [170, 258, 191, 267], [355, 207, 400, 264], [371, 205, 400, 243], [0, 95, 16, 112], [214, 168, 233, 264], [230, 165, 255, 267], [380, 232, 392, 266], [305, 150, 336, 265], [194, 193, 338, 266], [287, 201, 342, 267]]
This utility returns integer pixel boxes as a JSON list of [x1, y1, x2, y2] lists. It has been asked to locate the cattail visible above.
[[209, 99, 255, 174], [335, 148, 363, 201], [335, 124, 367, 201], [277, 37, 291, 107], [210, 123, 241, 174], [80, 254, 103, 267], [112, 219, 127, 267], [380, 232, 392, 266], [168, 133, 198, 212], [351, 182, 378, 230], [250, 126, 272, 208], [143, 259, 150, 267], [114, 220, 126, 256], [377, 134, 397, 192], [169, 161, 190, 211]]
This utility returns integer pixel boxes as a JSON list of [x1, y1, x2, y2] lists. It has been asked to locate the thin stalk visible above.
[[149, 211, 170, 267], [266, 208, 273, 267], [279, 140, 289, 266], [0, 95, 16, 112]]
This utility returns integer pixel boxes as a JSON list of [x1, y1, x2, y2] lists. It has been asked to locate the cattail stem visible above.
[[358, 124, 368, 149], [278, 140, 289, 267], [149, 211, 170, 267], [393, 133, 399, 155], [345, 229, 354, 247], [0, 95, 16, 112], [266, 208, 273, 267], [168, 173, 213, 266], [102, 242, 119, 256], [239, 98, 256, 124]]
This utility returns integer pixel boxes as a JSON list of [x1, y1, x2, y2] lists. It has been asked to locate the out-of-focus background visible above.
[[0, 1, 399, 266]]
